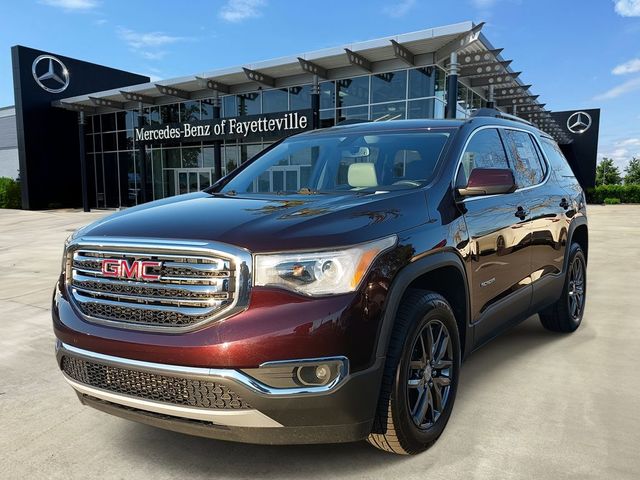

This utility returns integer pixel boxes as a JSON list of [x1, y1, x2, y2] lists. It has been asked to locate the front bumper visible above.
[[56, 341, 384, 444]]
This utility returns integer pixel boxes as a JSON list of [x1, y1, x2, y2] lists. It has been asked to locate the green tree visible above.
[[595, 158, 622, 185], [624, 157, 640, 184]]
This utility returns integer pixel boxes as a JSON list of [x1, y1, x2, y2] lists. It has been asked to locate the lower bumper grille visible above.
[[61, 355, 250, 410]]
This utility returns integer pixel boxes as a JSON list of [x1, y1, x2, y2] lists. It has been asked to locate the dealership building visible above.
[[4, 21, 599, 210]]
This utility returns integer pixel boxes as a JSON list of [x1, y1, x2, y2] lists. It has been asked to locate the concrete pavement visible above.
[[0, 205, 639, 479]]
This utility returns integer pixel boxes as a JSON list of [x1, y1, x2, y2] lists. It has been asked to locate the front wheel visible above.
[[367, 290, 461, 454]]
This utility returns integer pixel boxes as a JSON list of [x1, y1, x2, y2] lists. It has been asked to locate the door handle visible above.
[[515, 206, 527, 220], [559, 198, 570, 209]]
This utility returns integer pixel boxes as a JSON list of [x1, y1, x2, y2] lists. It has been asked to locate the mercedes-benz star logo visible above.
[[566, 111, 592, 134], [32, 55, 70, 94]]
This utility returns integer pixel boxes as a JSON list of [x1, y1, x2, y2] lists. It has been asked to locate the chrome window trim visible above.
[[64, 236, 252, 333], [452, 124, 551, 203], [57, 342, 350, 397]]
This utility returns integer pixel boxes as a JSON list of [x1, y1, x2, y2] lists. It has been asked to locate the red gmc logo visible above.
[[101, 259, 162, 281]]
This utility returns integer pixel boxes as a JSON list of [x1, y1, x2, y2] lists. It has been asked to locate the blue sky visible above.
[[1, 0, 639, 169]]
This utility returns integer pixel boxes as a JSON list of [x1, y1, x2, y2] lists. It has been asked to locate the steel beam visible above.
[[195, 77, 231, 94], [120, 91, 156, 105], [344, 48, 372, 72], [459, 60, 512, 78], [297, 58, 327, 78], [390, 40, 415, 66], [243, 68, 276, 88], [89, 97, 125, 110], [435, 22, 485, 63], [52, 101, 97, 114], [155, 84, 192, 100], [470, 72, 521, 87]]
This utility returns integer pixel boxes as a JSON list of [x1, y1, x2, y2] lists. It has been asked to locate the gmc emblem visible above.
[[101, 259, 162, 281]]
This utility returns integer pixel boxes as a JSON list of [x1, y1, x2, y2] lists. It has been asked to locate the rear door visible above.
[[502, 130, 567, 295], [457, 127, 532, 344]]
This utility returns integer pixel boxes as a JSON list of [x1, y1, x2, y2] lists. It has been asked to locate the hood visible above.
[[75, 190, 429, 252]]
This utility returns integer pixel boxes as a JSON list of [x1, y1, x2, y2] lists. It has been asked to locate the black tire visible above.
[[367, 290, 461, 455], [539, 243, 586, 333]]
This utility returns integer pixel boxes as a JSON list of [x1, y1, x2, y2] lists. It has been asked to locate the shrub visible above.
[[0, 177, 21, 209], [604, 197, 621, 205], [586, 184, 640, 204]]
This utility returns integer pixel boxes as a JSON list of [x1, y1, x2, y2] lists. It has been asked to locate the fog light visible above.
[[296, 363, 333, 386]]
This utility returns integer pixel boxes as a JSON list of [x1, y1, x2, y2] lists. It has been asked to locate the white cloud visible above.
[[471, 0, 499, 7], [117, 27, 188, 60], [593, 76, 640, 100], [612, 58, 640, 75], [219, 0, 266, 22], [383, 0, 416, 17], [599, 137, 640, 168], [40, 0, 99, 10], [614, 0, 640, 16], [117, 28, 185, 49], [620, 138, 640, 146]]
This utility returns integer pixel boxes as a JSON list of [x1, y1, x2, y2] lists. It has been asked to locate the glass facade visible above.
[[85, 65, 486, 208]]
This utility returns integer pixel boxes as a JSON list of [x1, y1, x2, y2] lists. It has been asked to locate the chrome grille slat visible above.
[[66, 239, 250, 332]]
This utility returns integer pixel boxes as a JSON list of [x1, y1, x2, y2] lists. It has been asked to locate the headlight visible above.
[[254, 235, 396, 296]]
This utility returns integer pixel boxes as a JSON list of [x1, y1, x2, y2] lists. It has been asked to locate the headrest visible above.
[[347, 163, 378, 188]]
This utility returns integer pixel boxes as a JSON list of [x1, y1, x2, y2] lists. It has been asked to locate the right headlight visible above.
[[253, 235, 396, 296]]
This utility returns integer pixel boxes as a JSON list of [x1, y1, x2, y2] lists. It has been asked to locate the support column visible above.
[[137, 102, 148, 203], [78, 111, 90, 212], [445, 51, 459, 119], [486, 85, 495, 109], [212, 92, 223, 181], [311, 74, 320, 129]]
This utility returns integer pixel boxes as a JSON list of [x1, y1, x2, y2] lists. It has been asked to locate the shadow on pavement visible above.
[[118, 315, 569, 478]]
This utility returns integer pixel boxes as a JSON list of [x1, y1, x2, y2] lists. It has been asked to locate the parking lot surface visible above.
[[1, 205, 639, 479]]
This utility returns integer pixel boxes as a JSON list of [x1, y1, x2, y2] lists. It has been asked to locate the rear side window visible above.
[[501, 129, 545, 188], [540, 137, 576, 179], [459, 128, 509, 183]]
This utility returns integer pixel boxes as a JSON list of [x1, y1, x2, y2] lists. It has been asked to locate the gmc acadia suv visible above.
[[53, 110, 588, 454]]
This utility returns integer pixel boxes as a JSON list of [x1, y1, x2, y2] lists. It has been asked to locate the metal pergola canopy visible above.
[[55, 20, 564, 142]]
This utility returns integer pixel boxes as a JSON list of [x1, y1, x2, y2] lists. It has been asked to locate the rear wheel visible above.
[[367, 290, 461, 454], [539, 243, 586, 332]]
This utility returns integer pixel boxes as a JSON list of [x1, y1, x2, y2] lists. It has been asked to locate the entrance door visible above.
[[175, 168, 213, 195]]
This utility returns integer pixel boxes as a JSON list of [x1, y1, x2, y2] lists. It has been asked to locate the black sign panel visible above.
[[11, 45, 149, 209], [551, 108, 600, 189], [134, 110, 312, 145]]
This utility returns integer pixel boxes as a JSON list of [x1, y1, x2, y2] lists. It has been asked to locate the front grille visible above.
[[65, 242, 245, 331], [61, 355, 250, 409]]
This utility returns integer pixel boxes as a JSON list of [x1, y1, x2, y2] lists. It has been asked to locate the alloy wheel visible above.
[[406, 319, 453, 429], [568, 256, 585, 320]]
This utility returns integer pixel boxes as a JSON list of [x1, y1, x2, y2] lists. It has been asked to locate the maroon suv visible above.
[[53, 110, 588, 454]]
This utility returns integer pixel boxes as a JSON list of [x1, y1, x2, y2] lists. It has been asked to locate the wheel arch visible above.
[[375, 250, 471, 361]]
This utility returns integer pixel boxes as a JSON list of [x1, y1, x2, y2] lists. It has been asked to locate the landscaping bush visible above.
[[604, 197, 621, 205], [586, 184, 640, 204], [0, 177, 21, 209]]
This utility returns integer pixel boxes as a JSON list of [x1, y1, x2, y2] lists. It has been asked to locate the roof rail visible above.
[[470, 107, 533, 126]]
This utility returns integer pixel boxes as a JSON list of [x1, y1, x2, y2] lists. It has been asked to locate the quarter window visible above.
[[459, 128, 509, 183], [501, 130, 545, 188], [540, 137, 575, 179]]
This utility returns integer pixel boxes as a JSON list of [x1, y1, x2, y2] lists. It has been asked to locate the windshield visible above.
[[218, 129, 452, 194]]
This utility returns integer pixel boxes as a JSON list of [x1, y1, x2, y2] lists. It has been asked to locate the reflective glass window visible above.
[[263, 89, 288, 113], [182, 147, 203, 168], [320, 81, 335, 109], [407, 98, 435, 119], [501, 129, 545, 187], [180, 101, 201, 122], [408, 67, 436, 99], [289, 85, 312, 110], [160, 104, 179, 123], [237, 92, 261, 116], [459, 128, 509, 182], [223, 95, 237, 117], [371, 70, 407, 103], [101, 113, 117, 132], [337, 106, 368, 123], [371, 102, 406, 121], [337, 76, 369, 107]]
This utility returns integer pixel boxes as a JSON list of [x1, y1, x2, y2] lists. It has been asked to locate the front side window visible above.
[[459, 128, 509, 184], [219, 130, 452, 194], [501, 130, 545, 188]]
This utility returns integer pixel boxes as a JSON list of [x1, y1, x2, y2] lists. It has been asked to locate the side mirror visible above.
[[457, 168, 516, 197]]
